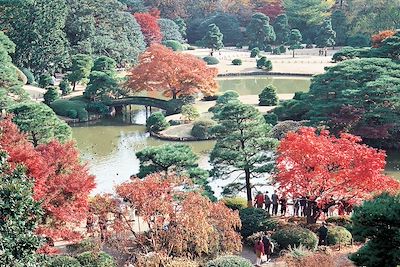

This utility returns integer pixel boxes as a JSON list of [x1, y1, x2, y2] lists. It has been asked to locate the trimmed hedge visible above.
[[206, 256, 253, 267], [146, 112, 169, 132], [259, 85, 278, 106], [216, 90, 239, 104], [250, 47, 260, 58], [21, 68, 35, 85], [50, 255, 81, 267], [164, 40, 184, 51], [203, 56, 219, 65], [191, 119, 216, 139], [257, 56, 272, 71], [327, 226, 352, 246], [50, 99, 87, 118], [264, 113, 278, 126], [272, 226, 318, 250], [239, 208, 278, 238], [231, 59, 242, 65], [76, 251, 116, 267], [78, 109, 89, 122], [222, 197, 247, 210]]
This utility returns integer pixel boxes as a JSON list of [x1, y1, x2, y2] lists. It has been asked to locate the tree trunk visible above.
[[172, 91, 177, 99], [293, 49, 295, 58], [245, 168, 252, 208], [73, 81, 76, 91]]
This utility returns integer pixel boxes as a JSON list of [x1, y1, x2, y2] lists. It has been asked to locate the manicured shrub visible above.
[[332, 47, 371, 62], [187, 46, 196, 50], [66, 109, 78, 119], [191, 119, 216, 139], [327, 226, 352, 246], [257, 57, 273, 71], [146, 112, 169, 132], [264, 45, 272, 52], [203, 95, 219, 101], [239, 208, 278, 238], [50, 255, 81, 267], [181, 104, 200, 121], [50, 100, 87, 117], [22, 68, 35, 85], [272, 226, 318, 250], [76, 251, 116, 267], [272, 48, 281, 55], [347, 33, 370, 47], [222, 197, 247, 210], [279, 45, 287, 53], [325, 216, 352, 227], [78, 109, 89, 122], [206, 256, 253, 267], [236, 43, 243, 49], [216, 90, 239, 104], [44, 86, 60, 105], [203, 56, 219, 65], [86, 102, 109, 115], [264, 113, 278, 126], [259, 85, 278, 106], [38, 73, 53, 88], [250, 47, 260, 58], [163, 40, 183, 51], [169, 119, 182, 126], [59, 79, 72, 96], [231, 59, 242, 65]]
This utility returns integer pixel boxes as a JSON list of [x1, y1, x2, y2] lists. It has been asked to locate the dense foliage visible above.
[[239, 208, 278, 238], [246, 13, 276, 50], [350, 193, 400, 267], [327, 226, 352, 246], [206, 255, 253, 267], [272, 226, 318, 250], [259, 85, 278, 106], [146, 112, 169, 132]]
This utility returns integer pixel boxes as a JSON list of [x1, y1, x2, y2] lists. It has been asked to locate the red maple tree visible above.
[[0, 118, 95, 250], [114, 173, 242, 258], [134, 12, 163, 45], [275, 127, 400, 222], [254, 0, 284, 22], [124, 44, 219, 99], [371, 30, 396, 48]]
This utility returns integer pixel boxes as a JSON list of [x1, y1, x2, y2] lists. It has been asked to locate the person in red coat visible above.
[[255, 192, 265, 209], [254, 237, 265, 266]]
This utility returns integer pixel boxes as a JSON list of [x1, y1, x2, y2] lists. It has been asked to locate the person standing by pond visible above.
[[265, 191, 272, 215], [271, 190, 279, 216], [254, 237, 265, 267]]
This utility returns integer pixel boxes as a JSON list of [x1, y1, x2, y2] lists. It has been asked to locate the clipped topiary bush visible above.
[[203, 56, 219, 65], [78, 109, 89, 122], [279, 45, 287, 53], [66, 109, 78, 119], [187, 46, 196, 50], [50, 99, 87, 118], [86, 102, 109, 115], [191, 119, 216, 139], [59, 79, 72, 96], [38, 73, 53, 88], [216, 90, 239, 104], [327, 226, 352, 246], [21, 68, 35, 85], [222, 196, 247, 210], [264, 45, 273, 52], [272, 48, 281, 55], [257, 56, 273, 70], [239, 208, 278, 238], [203, 94, 219, 101], [146, 112, 170, 132], [326, 216, 352, 227], [181, 104, 200, 121], [259, 85, 278, 106], [50, 255, 81, 267], [206, 255, 253, 267], [163, 40, 184, 51], [264, 113, 278, 126], [272, 226, 318, 251], [250, 47, 260, 58], [232, 58, 242, 65], [44, 86, 60, 105], [76, 251, 116, 267]]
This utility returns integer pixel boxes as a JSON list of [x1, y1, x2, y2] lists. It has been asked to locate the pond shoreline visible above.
[[217, 71, 314, 78]]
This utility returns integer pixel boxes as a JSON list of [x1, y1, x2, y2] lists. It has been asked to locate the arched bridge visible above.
[[107, 96, 183, 115]]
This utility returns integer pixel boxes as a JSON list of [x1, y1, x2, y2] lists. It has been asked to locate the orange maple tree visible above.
[[134, 12, 163, 45], [124, 44, 219, 99], [114, 173, 242, 258], [253, 0, 284, 22], [0, 118, 95, 251], [275, 127, 400, 221], [371, 30, 396, 48]]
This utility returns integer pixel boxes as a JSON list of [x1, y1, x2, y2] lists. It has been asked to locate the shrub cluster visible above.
[[222, 196, 247, 210], [272, 226, 318, 250], [163, 40, 184, 51], [206, 256, 253, 267], [203, 56, 219, 65], [259, 85, 278, 106], [191, 119, 216, 139], [146, 112, 169, 132], [50, 99, 87, 119], [231, 58, 242, 65], [327, 226, 352, 246], [50, 252, 116, 267], [250, 47, 260, 58], [239, 208, 278, 238], [257, 56, 272, 71], [21, 68, 35, 85]]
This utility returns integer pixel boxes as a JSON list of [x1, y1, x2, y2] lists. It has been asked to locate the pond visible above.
[[72, 76, 400, 195]]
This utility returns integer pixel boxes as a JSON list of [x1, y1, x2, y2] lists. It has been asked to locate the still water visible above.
[[72, 77, 400, 195]]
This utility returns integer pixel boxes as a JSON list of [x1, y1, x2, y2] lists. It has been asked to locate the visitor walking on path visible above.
[[254, 237, 265, 267], [262, 234, 274, 263], [255, 192, 265, 208], [264, 191, 272, 215], [299, 196, 307, 217], [271, 191, 279, 216], [293, 198, 300, 217], [318, 222, 329, 246], [280, 195, 287, 216]]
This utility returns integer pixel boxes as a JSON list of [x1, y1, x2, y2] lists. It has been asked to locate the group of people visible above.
[[255, 190, 288, 216], [254, 234, 274, 266], [318, 48, 328, 56]]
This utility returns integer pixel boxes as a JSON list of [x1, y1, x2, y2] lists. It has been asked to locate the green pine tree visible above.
[[315, 19, 336, 48], [246, 13, 276, 51], [202, 23, 224, 51]]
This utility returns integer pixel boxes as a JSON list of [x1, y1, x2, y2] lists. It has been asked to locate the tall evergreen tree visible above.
[[67, 54, 93, 91], [246, 13, 276, 50], [315, 19, 336, 48], [2, 0, 69, 74], [158, 18, 184, 42], [287, 29, 302, 57], [210, 101, 278, 207], [0, 152, 44, 267], [273, 14, 290, 45], [331, 9, 348, 46], [174, 17, 187, 39], [202, 24, 224, 51]]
